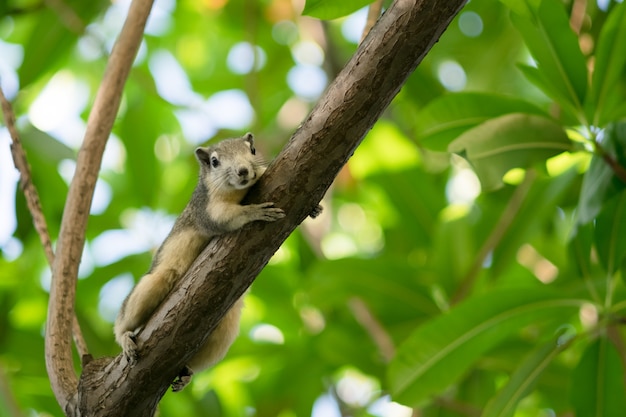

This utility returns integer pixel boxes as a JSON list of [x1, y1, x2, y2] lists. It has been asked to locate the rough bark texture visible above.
[[73, 0, 466, 415]]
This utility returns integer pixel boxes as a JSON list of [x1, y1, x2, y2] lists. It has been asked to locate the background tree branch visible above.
[[0, 84, 90, 364], [45, 0, 155, 413], [75, 0, 466, 415], [0, 87, 55, 266]]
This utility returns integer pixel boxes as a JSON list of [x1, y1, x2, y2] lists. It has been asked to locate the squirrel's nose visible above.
[[238, 167, 249, 177]]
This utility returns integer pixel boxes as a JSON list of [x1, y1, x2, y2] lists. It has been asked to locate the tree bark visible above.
[[72, 0, 466, 415]]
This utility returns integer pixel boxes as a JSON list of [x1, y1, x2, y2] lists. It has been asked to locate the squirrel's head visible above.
[[195, 132, 262, 190]]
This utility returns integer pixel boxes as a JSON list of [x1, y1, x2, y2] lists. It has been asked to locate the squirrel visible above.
[[114, 132, 320, 391]]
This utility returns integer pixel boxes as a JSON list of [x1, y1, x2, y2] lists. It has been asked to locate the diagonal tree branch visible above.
[[44, 0, 154, 413], [76, 0, 467, 415]]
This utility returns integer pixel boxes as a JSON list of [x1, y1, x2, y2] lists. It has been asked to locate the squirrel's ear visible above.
[[243, 132, 256, 155], [195, 147, 211, 165], [243, 132, 254, 146]]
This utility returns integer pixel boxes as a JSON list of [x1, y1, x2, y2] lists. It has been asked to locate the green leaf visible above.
[[18, 1, 108, 88], [498, 0, 539, 16], [577, 123, 626, 225], [509, 0, 588, 123], [482, 335, 568, 417], [577, 154, 619, 225], [428, 209, 476, 294], [302, 0, 373, 20], [448, 113, 571, 190], [416, 93, 547, 152], [571, 338, 626, 417], [368, 168, 448, 246], [387, 288, 581, 407], [18, 11, 73, 88], [594, 190, 626, 275], [589, 2, 626, 127], [568, 222, 594, 279], [309, 258, 439, 319], [19, 126, 76, 162], [517, 65, 580, 124]]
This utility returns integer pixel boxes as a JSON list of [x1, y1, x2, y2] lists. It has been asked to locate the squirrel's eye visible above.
[[211, 156, 220, 168], [250, 147, 256, 155]]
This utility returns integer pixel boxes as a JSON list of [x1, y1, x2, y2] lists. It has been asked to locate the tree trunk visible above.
[[47, 0, 467, 415]]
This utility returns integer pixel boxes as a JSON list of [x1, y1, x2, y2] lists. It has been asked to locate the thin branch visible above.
[[0, 87, 55, 266], [44, 0, 86, 35], [433, 397, 481, 417], [348, 297, 395, 362], [5, 2, 45, 15], [348, 298, 417, 417], [320, 21, 345, 78], [45, 0, 155, 413], [360, 0, 384, 43], [0, 367, 24, 417], [451, 170, 537, 304], [0, 84, 91, 365]]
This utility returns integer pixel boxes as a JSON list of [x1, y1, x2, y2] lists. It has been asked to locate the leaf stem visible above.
[[593, 139, 626, 184]]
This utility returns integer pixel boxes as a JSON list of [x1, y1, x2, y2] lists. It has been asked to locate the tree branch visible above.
[[0, 367, 24, 417], [361, 0, 384, 43], [433, 397, 481, 417], [0, 87, 55, 266], [5, 2, 45, 15], [45, 0, 86, 35], [76, 0, 467, 414], [0, 85, 91, 364], [349, 297, 395, 362], [451, 170, 537, 304], [45, 0, 154, 413]]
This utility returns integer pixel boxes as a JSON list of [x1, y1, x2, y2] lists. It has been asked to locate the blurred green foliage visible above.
[[1, 0, 626, 416]]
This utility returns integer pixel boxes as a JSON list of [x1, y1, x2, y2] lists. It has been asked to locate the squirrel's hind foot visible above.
[[309, 204, 323, 219], [172, 366, 194, 392], [120, 331, 139, 364]]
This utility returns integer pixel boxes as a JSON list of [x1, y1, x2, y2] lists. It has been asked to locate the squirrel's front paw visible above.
[[254, 202, 286, 222], [121, 331, 139, 364]]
